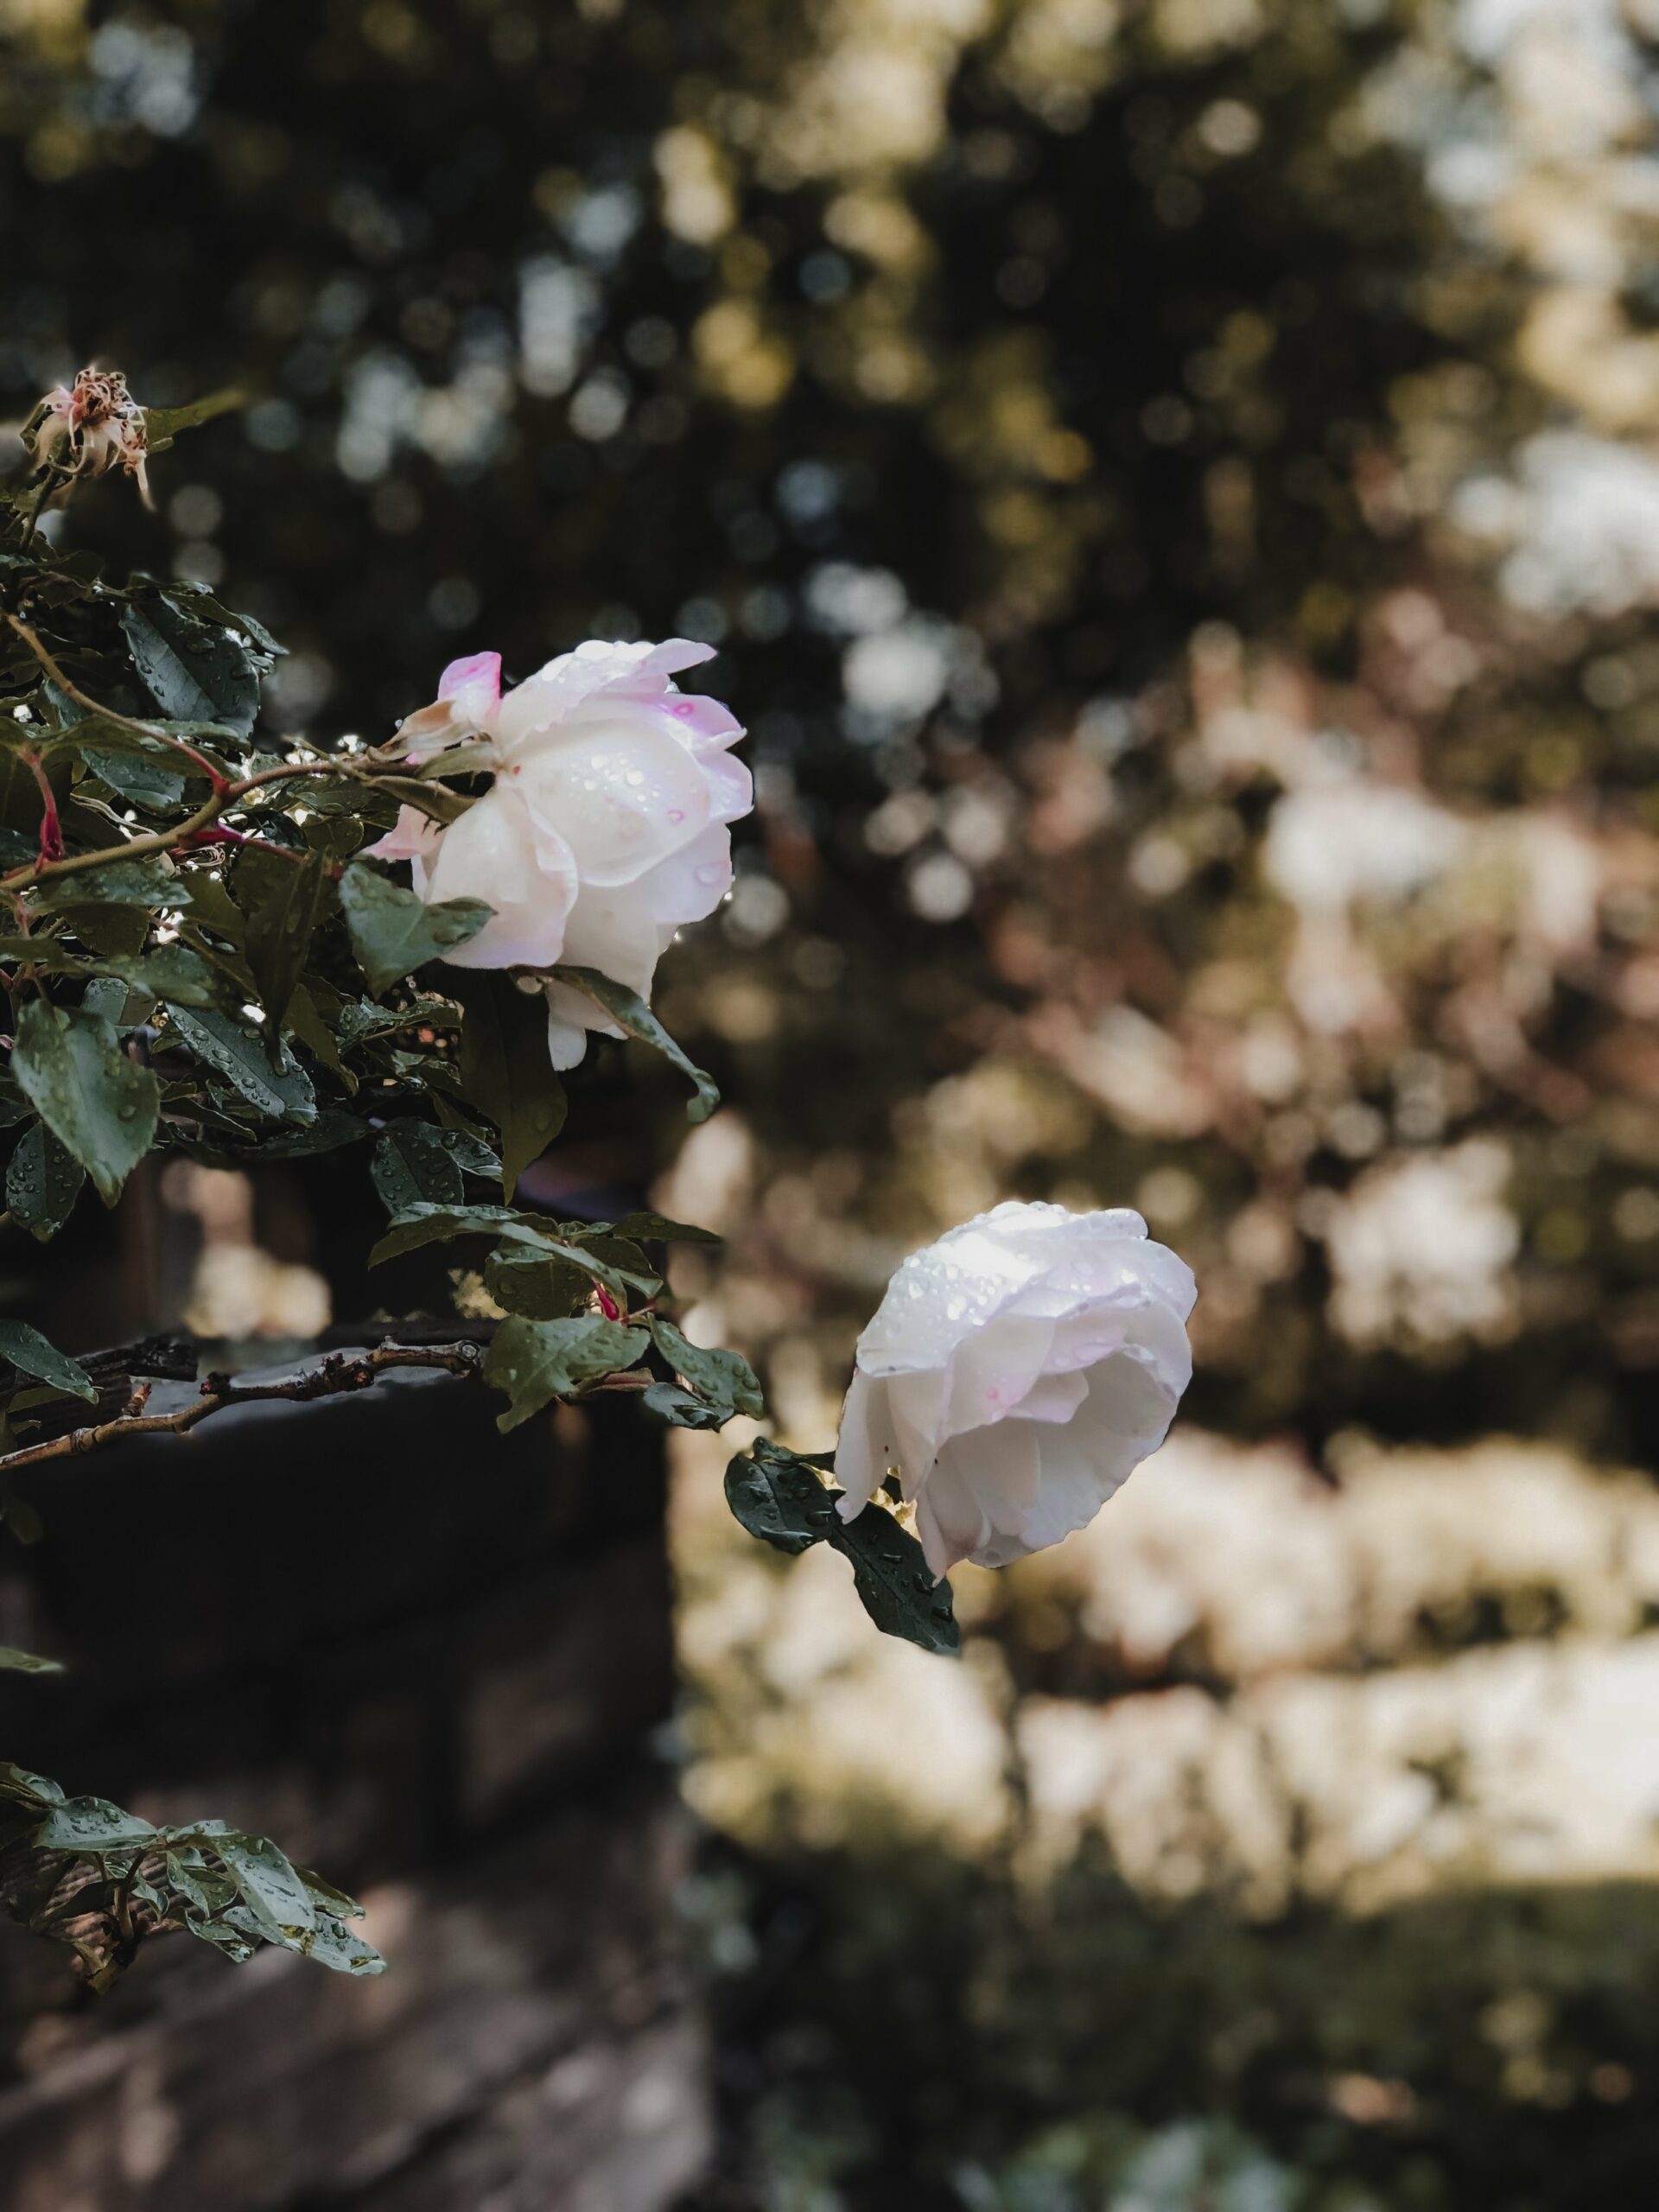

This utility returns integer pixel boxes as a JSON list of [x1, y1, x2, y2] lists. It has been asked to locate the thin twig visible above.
[[0, 1335, 654, 1481], [0, 757, 349, 894], [0, 1341, 485, 1478], [3, 614, 228, 790]]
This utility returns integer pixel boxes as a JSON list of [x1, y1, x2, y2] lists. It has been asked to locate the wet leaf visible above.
[[447, 968, 567, 1199], [33, 1796, 159, 1853], [6, 1117, 86, 1241], [724, 1438, 961, 1656], [11, 999, 159, 1204], [240, 846, 330, 1035], [551, 963, 719, 1122], [162, 1002, 316, 1123], [482, 1315, 649, 1433], [649, 1314, 764, 1425], [339, 860, 491, 995], [0, 1320, 94, 1402], [120, 593, 261, 737]]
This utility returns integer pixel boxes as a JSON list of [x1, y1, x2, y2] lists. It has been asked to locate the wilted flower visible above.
[[835, 1200, 1196, 1577], [369, 639, 751, 1067], [23, 368, 152, 505]]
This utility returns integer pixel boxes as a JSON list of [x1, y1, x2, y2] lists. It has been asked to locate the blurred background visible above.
[[3, 0, 1659, 2203]]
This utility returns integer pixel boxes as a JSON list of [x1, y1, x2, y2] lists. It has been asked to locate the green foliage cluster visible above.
[[0, 404, 939, 1993]]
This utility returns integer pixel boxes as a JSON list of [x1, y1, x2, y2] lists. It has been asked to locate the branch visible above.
[[3, 613, 228, 789], [0, 757, 350, 894], [0, 1337, 650, 1482], [0, 1341, 483, 1477]]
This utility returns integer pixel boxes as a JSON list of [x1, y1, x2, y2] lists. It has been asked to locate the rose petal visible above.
[[512, 715, 713, 888]]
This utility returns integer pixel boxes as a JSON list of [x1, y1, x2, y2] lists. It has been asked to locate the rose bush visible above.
[[369, 639, 752, 1068], [832, 1201, 1196, 1575]]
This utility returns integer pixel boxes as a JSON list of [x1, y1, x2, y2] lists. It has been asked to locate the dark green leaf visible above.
[[0, 1320, 94, 1402], [119, 594, 261, 737], [338, 860, 492, 995], [11, 999, 160, 1204], [649, 1314, 764, 1423], [482, 1315, 650, 1433], [34, 1796, 159, 1852], [0, 1645, 60, 1674], [100, 944, 230, 1011], [142, 389, 247, 448], [642, 1380, 727, 1429], [371, 1121, 464, 1214], [723, 1439, 961, 1657], [482, 1245, 592, 1319], [37, 856, 188, 909], [447, 968, 566, 1200], [603, 1211, 721, 1246], [2, 1120, 79, 1243], [367, 1202, 526, 1265], [551, 964, 720, 1122], [79, 976, 132, 1026], [162, 1003, 316, 1123], [240, 847, 330, 1035], [79, 745, 188, 810], [213, 1831, 315, 1939], [295, 1910, 386, 1976]]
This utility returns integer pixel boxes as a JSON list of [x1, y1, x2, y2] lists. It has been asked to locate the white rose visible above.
[[835, 1200, 1196, 1577], [368, 639, 751, 1068]]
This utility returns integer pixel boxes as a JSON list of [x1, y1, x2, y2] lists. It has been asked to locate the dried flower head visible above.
[[23, 367, 152, 507]]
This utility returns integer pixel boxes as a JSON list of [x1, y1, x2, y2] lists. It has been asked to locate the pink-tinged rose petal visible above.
[[365, 804, 444, 865], [437, 650, 502, 727], [384, 635, 751, 1071]]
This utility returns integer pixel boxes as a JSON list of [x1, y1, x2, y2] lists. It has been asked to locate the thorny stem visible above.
[[0, 757, 352, 894], [3, 615, 230, 791], [22, 753, 61, 863], [0, 1339, 648, 1481]]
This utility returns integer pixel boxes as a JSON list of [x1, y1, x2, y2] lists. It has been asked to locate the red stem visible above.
[[24, 753, 62, 863]]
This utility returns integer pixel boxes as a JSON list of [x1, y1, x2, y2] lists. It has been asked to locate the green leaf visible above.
[[79, 746, 188, 811], [142, 389, 247, 448], [368, 1203, 632, 1302], [100, 944, 230, 1011], [723, 1439, 961, 1657], [551, 964, 719, 1122], [482, 1245, 592, 1319], [603, 1211, 721, 1246], [641, 1380, 727, 1429], [0, 1320, 94, 1402], [371, 1121, 464, 1213], [0, 1644, 60, 1674], [338, 861, 492, 995], [162, 1003, 316, 1123], [649, 1315, 764, 1424], [37, 856, 188, 909], [366, 1202, 527, 1265], [11, 999, 160, 1204], [447, 968, 567, 1200], [482, 1315, 650, 1433], [119, 594, 261, 737], [34, 1796, 159, 1852], [4, 1119, 83, 1242], [213, 1831, 315, 1940], [294, 1910, 386, 1976], [239, 848, 330, 1035]]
